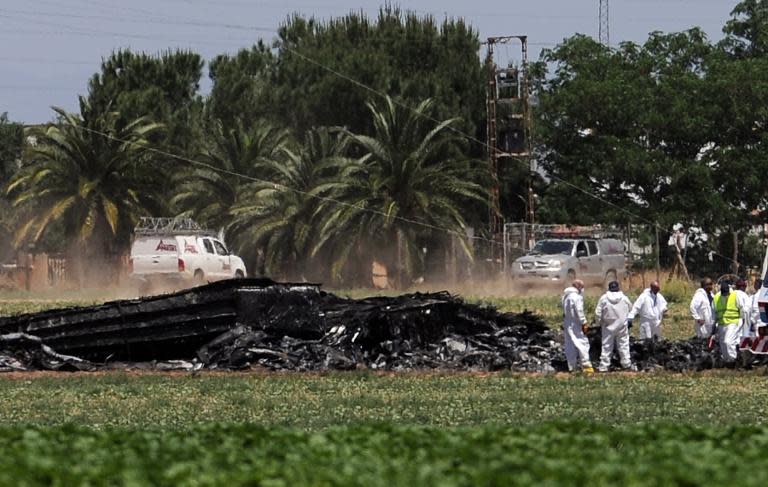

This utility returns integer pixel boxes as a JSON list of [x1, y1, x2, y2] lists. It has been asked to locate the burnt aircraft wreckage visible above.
[[0, 279, 723, 372]]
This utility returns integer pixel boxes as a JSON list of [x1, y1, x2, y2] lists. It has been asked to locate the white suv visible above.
[[130, 232, 247, 289]]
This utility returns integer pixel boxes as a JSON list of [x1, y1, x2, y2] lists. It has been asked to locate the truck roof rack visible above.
[[133, 217, 217, 237]]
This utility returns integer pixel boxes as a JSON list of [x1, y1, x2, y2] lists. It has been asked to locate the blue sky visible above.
[[1, 0, 738, 123]]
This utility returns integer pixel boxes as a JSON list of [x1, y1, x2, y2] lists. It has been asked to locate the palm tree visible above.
[[171, 118, 291, 230], [7, 97, 163, 282], [226, 127, 356, 279], [313, 96, 487, 287]]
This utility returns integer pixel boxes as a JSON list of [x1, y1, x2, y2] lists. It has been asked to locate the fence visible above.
[[0, 253, 131, 291], [48, 254, 67, 287]]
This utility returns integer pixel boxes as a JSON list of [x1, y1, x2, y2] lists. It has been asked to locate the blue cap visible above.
[[720, 282, 730, 294], [608, 281, 620, 292]]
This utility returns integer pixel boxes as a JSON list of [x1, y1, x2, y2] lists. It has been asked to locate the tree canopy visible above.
[[207, 7, 485, 150]]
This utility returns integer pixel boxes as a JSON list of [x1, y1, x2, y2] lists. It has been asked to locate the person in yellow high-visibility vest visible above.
[[714, 281, 747, 363]]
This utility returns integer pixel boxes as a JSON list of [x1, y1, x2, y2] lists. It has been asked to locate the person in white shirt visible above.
[[628, 281, 668, 340], [595, 281, 635, 372], [561, 280, 593, 373], [689, 277, 715, 338]]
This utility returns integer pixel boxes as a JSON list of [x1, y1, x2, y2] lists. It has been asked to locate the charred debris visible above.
[[0, 279, 721, 373]]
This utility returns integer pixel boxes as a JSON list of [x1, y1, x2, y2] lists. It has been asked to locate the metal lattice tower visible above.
[[599, 0, 610, 46], [484, 35, 533, 264]]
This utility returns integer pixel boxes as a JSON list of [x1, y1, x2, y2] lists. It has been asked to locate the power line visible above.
[[67, 44, 653, 248], [279, 45, 656, 228], [0, 7, 275, 33], [72, 125, 499, 248], [3, 18, 654, 228], [46, 0, 172, 19], [273, 45, 744, 269], [0, 56, 96, 66], [0, 27, 262, 47], [0, 85, 76, 92], [69, 124, 743, 270]]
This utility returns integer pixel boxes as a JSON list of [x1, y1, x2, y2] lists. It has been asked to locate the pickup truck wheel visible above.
[[235, 270, 244, 279], [567, 269, 576, 281], [604, 270, 617, 286], [193, 270, 205, 284]]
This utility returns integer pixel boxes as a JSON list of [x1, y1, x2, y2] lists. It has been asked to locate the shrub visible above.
[[660, 277, 697, 304]]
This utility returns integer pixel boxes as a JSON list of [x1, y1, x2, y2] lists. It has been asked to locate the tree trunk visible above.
[[669, 231, 689, 281], [67, 240, 85, 290], [641, 241, 646, 289], [732, 230, 740, 275], [655, 227, 661, 282], [395, 228, 404, 290], [673, 243, 689, 281]]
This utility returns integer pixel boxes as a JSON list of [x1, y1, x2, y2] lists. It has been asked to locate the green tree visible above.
[[535, 32, 716, 230], [171, 118, 291, 231], [207, 42, 275, 129], [258, 7, 484, 147], [313, 96, 486, 287], [723, 0, 768, 57], [7, 99, 164, 282], [704, 0, 768, 272], [0, 113, 23, 186], [226, 127, 355, 280], [0, 112, 24, 262], [87, 49, 204, 154]]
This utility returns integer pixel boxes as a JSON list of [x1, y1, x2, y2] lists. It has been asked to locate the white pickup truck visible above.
[[511, 237, 627, 286], [129, 233, 247, 289]]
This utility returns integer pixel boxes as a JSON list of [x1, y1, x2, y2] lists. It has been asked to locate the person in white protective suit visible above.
[[743, 277, 763, 339], [595, 281, 636, 372], [734, 278, 752, 330], [714, 280, 749, 364], [628, 281, 668, 340], [689, 277, 715, 338], [561, 280, 593, 373]]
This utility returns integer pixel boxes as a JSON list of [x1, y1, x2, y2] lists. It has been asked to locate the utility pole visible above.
[[484, 35, 533, 271], [599, 0, 610, 46]]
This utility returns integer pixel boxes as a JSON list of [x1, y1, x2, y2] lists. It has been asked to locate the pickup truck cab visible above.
[[511, 238, 626, 286], [130, 234, 247, 288]]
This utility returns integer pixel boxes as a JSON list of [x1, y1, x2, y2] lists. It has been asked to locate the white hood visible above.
[[562, 286, 580, 296], [604, 291, 626, 305], [562, 286, 580, 305], [641, 288, 658, 300]]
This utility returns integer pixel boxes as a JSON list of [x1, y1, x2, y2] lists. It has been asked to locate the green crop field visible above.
[[3, 422, 768, 486]]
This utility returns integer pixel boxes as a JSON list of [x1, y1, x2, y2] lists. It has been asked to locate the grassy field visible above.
[[474, 294, 695, 341], [0, 371, 763, 428]]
